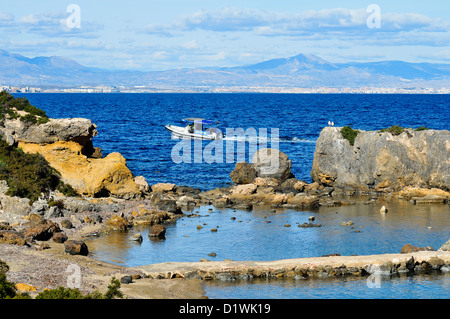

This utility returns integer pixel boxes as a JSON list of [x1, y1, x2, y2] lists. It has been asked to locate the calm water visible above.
[[15, 93, 450, 298], [203, 274, 450, 299], [87, 201, 450, 266], [15, 93, 450, 190]]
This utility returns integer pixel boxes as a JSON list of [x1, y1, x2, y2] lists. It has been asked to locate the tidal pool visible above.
[[87, 198, 449, 299], [87, 199, 449, 267]]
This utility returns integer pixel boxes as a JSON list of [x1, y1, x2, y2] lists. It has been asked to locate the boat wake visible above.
[[222, 136, 316, 143]]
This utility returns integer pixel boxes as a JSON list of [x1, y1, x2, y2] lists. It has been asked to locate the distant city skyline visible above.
[[1, 1, 450, 71]]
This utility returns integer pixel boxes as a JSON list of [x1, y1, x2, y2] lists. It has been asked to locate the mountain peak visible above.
[[0, 48, 449, 88], [238, 53, 338, 72], [31, 56, 84, 69]]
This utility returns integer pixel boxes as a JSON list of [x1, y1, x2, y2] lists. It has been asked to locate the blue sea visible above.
[[15, 93, 449, 191], [14, 93, 450, 299]]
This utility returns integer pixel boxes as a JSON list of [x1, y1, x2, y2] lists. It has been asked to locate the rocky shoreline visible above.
[[0, 107, 449, 298]]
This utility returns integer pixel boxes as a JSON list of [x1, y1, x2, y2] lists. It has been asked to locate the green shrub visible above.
[[48, 199, 64, 209], [340, 126, 359, 146], [0, 260, 9, 274], [0, 91, 49, 125], [0, 138, 79, 202], [36, 286, 87, 299], [415, 126, 429, 131], [379, 125, 404, 136], [0, 273, 17, 299], [0, 260, 123, 299], [56, 181, 80, 198], [104, 277, 123, 299], [35, 277, 123, 299]]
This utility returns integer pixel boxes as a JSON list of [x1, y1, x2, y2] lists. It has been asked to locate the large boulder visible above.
[[251, 148, 292, 182], [230, 162, 257, 184], [0, 195, 31, 216], [64, 240, 89, 256], [0, 230, 27, 245], [3, 118, 98, 146], [22, 218, 61, 241], [18, 141, 141, 199], [438, 239, 450, 251], [311, 127, 450, 191]]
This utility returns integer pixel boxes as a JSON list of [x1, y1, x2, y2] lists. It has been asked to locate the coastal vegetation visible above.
[[0, 260, 123, 299], [379, 125, 404, 135], [0, 91, 49, 125], [340, 126, 358, 146], [35, 277, 123, 299], [378, 125, 430, 136], [0, 137, 79, 202], [414, 126, 429, 131]]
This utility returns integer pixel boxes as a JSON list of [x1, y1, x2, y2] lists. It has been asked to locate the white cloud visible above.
[[19, 11, 102, 38], [180, 40, 199, 50], [0, 10, 14, 25], [142, 6, 450, 38], [417, 50, 450, 61]]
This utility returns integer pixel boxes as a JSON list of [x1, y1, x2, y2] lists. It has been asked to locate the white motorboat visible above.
[[165, 118, 224, 140]]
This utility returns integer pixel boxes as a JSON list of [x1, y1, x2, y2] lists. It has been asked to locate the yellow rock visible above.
[[396, 186, 450, 199], [131, 210, 140, 217], [105, 215, 129, 231], [18, 141, 141, 198], [151, 183, 176, 193], [15, 283, 37, 292]]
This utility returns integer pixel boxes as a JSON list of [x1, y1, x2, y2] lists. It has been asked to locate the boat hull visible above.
[[165, 124, 220, 140]]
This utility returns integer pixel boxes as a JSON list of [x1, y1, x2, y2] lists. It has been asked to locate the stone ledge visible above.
[[133, 251, 450, 280]]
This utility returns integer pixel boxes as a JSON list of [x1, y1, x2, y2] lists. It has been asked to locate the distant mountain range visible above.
[[1, 49, 450, 89]]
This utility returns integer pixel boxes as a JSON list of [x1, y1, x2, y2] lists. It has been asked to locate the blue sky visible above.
[[1, 0, 450, 71]]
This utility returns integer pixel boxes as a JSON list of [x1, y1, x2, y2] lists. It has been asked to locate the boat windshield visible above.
[[183, 118, 219, 131]]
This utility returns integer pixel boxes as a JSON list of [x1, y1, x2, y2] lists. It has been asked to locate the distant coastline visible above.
[[3, 85, 450, 94], [2, 50, 450, 93]]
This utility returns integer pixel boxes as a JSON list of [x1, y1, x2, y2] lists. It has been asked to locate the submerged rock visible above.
[[401, 244, 434, 254], [148, 225, 166, 238]]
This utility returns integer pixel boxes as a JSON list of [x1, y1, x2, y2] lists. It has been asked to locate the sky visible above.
[[1, 0, 450, 71]]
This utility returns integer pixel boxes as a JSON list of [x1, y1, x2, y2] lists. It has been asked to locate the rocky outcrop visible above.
[[4, 116, 143, 199], [311, 127, 450, 192], [230, 162, 256, 184], [231, 148, 292, 184], [252, 148, 292, 182], [194, 149, 319, 210], [3, 118, 98, 146]]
